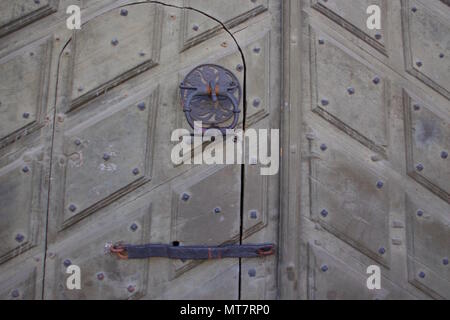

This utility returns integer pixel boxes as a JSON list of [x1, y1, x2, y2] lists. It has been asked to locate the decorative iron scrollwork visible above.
[[180, 64, 242, 134]]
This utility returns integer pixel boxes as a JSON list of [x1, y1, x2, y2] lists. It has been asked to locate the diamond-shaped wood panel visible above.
[[53, 92, 158, 229], [404, 91, 449, 202], [170, 165, 241, 278], [0, 158, 42, 264], [0, 38, 52, 149], [311, 30, 388, 155], [69, 4, 162, 110], [312, 0, 386, 54], [309, 139, 390, 266], [45, 206, 150, 300], [406, 195, 450, 299], [402, 0, 450, 99], [0, 0, 58, 37]]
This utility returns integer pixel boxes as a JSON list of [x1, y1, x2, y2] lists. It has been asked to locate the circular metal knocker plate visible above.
[[180, 64, 242, 134]]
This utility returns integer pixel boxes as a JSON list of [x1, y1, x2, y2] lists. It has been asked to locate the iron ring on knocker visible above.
[[180, 64, 242, 135]]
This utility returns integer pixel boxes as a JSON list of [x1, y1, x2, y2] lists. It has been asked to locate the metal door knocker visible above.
[[180, 64, 242, 134]]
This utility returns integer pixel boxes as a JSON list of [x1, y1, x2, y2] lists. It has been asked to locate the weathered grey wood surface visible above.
[[0, 0, 448, 300]]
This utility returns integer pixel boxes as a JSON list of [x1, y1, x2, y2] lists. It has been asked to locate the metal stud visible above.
[[15, 234, 25, 243], [416, 210, 424, 217], [416, 164, 424, 172], [441, 151, 448, 159], [373, 77, 380, 85], [418, 271, 425, 279], [63, 259, 72, 267], [248, 269, 256, 277], [236, 64, 244, 72], [321, 99, 329, 106], [416, 61, 423, 67], [111, 38, 119, 46], [443, 258, 449, 266], [411, 7, 417, 13], [103, 153, 110, 161], [413, 104, 421, 111], [253, 98, 261, 107], [439, 53, 445, 59], [375, 33, 382, 40], [253, 47, 261, 53], [23, 112, 30, 119], [74, 139, 81, 146], [132, 168, 140, 175], [320, 265, 329, 272], [97, 273, 105, 281], [182, 193, 190, 201], [318, 39, 325, 45], [127, 285, 135, 293], [347, 87, 355, 95], [320, 209, 328, 218], [378, 247, 386, 255], [68, 204, 77, 212], [376, 181, 384, 189], [320, 144, 327, 151], [250, 210, 258, 219], [192, 24, 199, 31], [22, 166, 30, 173], [11, 290, 20, 298], [137, 102, 146, 111], [120, 9, 128, 16], [130, 223, 138, 232], [213, 207, 221, 214]]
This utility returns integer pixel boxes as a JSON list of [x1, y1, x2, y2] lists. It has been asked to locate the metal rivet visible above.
[[11, 290, 20, 298], [22, 166, 30, 173], [250, 210, 258, 219], [320, 144, 327, 151], [68, 204, 77, 212], [418, 271, 425, 279], [373, 77, 380, 85], [253, 47, 261, 53], [443, 258, 449, 266], [376, 181, 384, 189], [248, 269, 256, 277], [321, 265, 328, 272], [132, 168, 140, 175], [111, 38, 119, 46], [253, 98, 261, 107], [378, 247, 386, 255], [416, 61, 423, 67], [130, 223, 138, 232], [127, 285, 135, 293], [103, 153, 110, 161], [416, 164, 424, 172], [139, 51, 146, 57], [97, 273, 105, 280], [192, 24, 199, 31], [320, 209, 328, 218], [439, 53, 445, 59], [321, 99, 329, 106], [411, 7, 417, 13], [347, 87, 355, 95], [441, 151, 448, 159], [318, 39, 325, 45], [15, 234, 25, 243], [63, 259, 72, 267], [74, 139, 81, 146], [375, 33, 382, 40], [137, 102, 146, 111], [120, 9, 128, 16], [23, 112, 30, 119], [182, 193, 190, 201], [236, 64, 244, 72], [213, 207, 221, 214], [417, 210, 424, 217], [413, 104, 421, 111]]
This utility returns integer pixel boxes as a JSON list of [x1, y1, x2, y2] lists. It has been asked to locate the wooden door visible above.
[[0, 0, 281, 299], [280, 0, 449, 300]]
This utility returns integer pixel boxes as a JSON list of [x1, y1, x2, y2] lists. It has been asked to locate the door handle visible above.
[[180, 64, 242, 135]]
